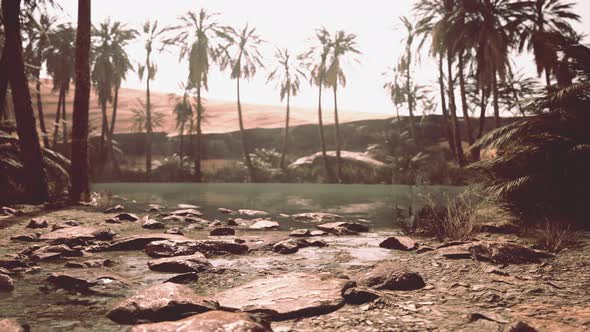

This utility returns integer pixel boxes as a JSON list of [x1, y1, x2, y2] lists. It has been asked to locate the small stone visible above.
[[165, 228, 184, 235], [290, 229, 311, 237], [273, 239, 300, 254], [210, 227, 235, 236], [115, 213, 139, 222], [292, 213, 344, 223], [104, 205, 124, 213], [307, 239, 329, 248], [249, 220, 280, 230], [178, 204, 200, 209], [165, 272, 198, 284], [170, 209, 203, 217], [218, 208, 235, 214], [317, 222, 369, 235], [343, 287, 380, 304], [357, 262, 426, 291], [26, 218, 48, 229], [379, 236, 418, 251], [416, 246, 435, 254], [148, 253, 212, 273], [0, 319, 26, 332], [504, 321, 538, 332], [142, 217, 165, 229], [310, 230, 328, 236], [1, 207, 24, 216], [238, 209, 269, 217], [11, 233, 40, 242], [0, 274, 15, 291], [226, 219, 238, 226], [105, 218, 121, 224]]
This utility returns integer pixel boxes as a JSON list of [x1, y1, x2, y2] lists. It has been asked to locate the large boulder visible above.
[[108, 283, 218, 324], [216, 273, 352, 320], [145, 239, 248, 258], [39, 226, 116, 246], [129, 311, 272, 332], [147, 253, 212, 273], [317, 222, 369, 235], [379, 236, 418, 251], [356, 262, 425, 291]]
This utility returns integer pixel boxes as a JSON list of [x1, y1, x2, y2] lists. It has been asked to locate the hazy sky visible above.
[[52, 0, 590, 115]]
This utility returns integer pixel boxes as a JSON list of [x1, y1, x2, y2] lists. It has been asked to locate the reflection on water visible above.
[[93, 183, 464, 229]]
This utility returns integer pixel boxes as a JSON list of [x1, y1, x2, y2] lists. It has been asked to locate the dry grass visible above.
[[535, 220, 578, 253]]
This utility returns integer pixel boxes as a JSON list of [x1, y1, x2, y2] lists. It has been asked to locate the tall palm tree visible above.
[[266, 48, 307, 170], [307, 28, 335, 182], [398, 17, 419, 142], [70, 0, 91, 202], [511, 0, 579, 88], [137, 20, 169, 177], [166, 9, 230, 182], [46, 23, 75, 150], [325, 30, 360, 182], [383, 67, 405, 122], [218, 24, 264, 182], [1, 0, 48, 203], [171, 83, 193, 168]]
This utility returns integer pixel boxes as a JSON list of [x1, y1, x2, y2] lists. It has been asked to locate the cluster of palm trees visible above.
[[385, 0, 580, 167]]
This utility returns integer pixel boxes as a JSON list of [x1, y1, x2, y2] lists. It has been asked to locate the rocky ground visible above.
[[0, 203, 589, 332]]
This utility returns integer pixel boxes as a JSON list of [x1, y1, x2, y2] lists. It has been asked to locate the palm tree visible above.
[[166, 9, 230, 182], [171, 83, 193, 169], [511, 0, 580, 88], [130, 98, 165, 136], [46, 23, 75, 150], [383, 67, 405, 122], [307, 28, 335, 182], [325, 30, 360, 182], [266, 48, 307, 169], [70, 0, 91, 202], [398, 17, 419, 142], [137, 20, 169, 177], [218, 24, 264, 182], [1, 0, 48, 203]]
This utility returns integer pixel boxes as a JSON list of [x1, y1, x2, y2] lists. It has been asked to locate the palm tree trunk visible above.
[[438, 54, 456, 159], [0, 50, 8, 120], [194, 84, 202, 182], [145, 54, 152, 178], [35, 74, 50, 148], [179, 122, 184, 169], [333, 84, 343, 183], [458, 52, 474, 146], [280, 90, 290, 169], [3, 0, 48, 203], [109, 85, 119, 139], [317, 77, 333, 183], [52, 86, 64, 149], [236, 77, 256, 182], [545, 67, 551, 88], [406, 60, 416, 141], [100, 101, 109, 161], [492, 69, 501, 128], [61, 88, 68, 156], [446, 53, 465, 166], [70, 0, 91, 202]]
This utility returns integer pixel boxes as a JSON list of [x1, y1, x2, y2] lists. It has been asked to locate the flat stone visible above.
[[0, 319, 26, 332], [0, 273, 15, 291], [238, 209, 269, 217], [249, 220, 280, 230], [306, 239, 328, 248], [272, 239, 300, 254], [310, 230, 328, 236], [39, 226, 116, 245], [177, 204, 200, 209], [343, 287, 380, 304], [209, 227, 235, 236], [47, 270, 130, 292], [165, 228, 183, 235], [469, 241, 554, 264], [105, 218, 121, 224], [28, 244, 83, 262], [105, 234, 191, 251], [165, 272, 198, 284], [0, 256, 28, 269], [145, 239, 248, 258], [148, 253, 212, 273], [66, 259, 114, 269], [1, 207, 24, 216], [141, 217, 165, 229], [289, 229, 311, 237], [317, 222, 369, 235], [292, 213, 345, 223], [216, 273, 352, 320], [438, 244, 473, 259], [218, 208, 235, 214], [52, 220, 82, 230], [147, 204, 163, 212], [115, 213, 139, 222], [11, 233, 40, 242], [170, 209, 203, 217], [480, 220, 520, 234], [129, 311, 272, 332], [104, 205, 124, 213], [356, 262, 426, 291], [108, 283, 218, 324], [379, 236, 418, 251], [26, 218, 48, 229]]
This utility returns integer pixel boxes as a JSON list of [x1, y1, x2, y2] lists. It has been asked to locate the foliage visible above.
[[534, 219, 578, 253], [130, 99, 165, 133]]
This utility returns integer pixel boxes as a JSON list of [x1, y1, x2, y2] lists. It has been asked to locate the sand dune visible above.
[[34, 79, 389, 135]]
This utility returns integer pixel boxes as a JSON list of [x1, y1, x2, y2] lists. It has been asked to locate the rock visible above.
[[504, 321, 538, 332], [39, 226, 116, 246], [115, 213, 139, 222], [0, 273, 15, 291], [272, 239, 300, 254], [306, 239, 328, 248], [28, 244, 83, 262], [105, 218, 121, 224], [141, 217, 165, 230], [105, 234, 191, 251], [145, 239, 248, 258], [170, 209, 203, 217], [10, 233, 40, 242], [209, 227, 235, 236], [107, 283, 218, 324], [343, 287, 380, 304], [0, 319, 26, 332], [226, 219, 238, 226], [1, 207, 24, 216], [317, 222, 369, 235], [128, 311, 272, 332], [292, 213, 345, 223], [216, 273, 351, 320], [356, 262, 426, 291], [379, 236, 418, 251], [481, 220, 520, 234], [66, 259, 113, 269], [104, 205, 124, 213], [289, 229, 311, 237], [438, 244, 473, 259], [209, 220, 222, 227], [0, 256, 28, 269], [148, 253, 212, 273], [218, 208, 235, 214], [416, 246, 435, 254], [310, 230, 328, 236], [165, 272, 198, 284], [26, 218, 48, 229], [238, 209, 269, 217], [165, 228, 183, 235], [47, 270, 129, 292], [51, 220, 82, 230], [147, 204, 163, 212], [177, 203, 200, 209], [469, 241, 554, 264], [249, 220, 280, 230]]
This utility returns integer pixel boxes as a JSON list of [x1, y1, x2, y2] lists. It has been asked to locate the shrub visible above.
[[534, 219, 578, 253]]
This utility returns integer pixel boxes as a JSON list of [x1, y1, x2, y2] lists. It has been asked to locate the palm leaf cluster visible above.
[[470, 41, 590, 225]]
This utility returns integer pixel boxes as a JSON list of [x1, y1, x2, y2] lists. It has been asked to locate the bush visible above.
[[534, 219, 578, 253]]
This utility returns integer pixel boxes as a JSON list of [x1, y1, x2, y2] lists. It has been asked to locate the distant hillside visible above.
[[34, 78, 390, 135]]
